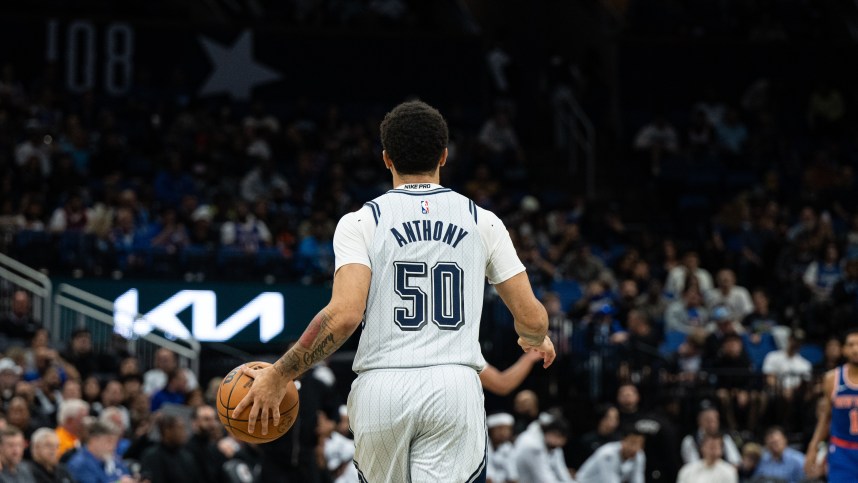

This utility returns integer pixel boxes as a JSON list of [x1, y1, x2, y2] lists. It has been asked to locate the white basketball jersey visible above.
[[333, 183, 525, 373]]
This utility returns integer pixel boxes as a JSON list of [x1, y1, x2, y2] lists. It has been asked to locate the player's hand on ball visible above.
[[232, 364, 291, 436], [518, 336, 556, 368]]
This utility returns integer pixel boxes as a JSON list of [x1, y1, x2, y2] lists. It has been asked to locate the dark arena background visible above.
[[1, 1, 858, 482]]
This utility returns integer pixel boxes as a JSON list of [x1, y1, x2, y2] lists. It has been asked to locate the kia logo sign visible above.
[[114, 289, 284, 342]]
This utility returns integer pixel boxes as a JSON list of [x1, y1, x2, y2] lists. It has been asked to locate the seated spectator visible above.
[[24, 427, 75, 483], [665, 285, 709, 334], [706, 269, 753, 318], [477, 109, 524, 165], [240, 159, 290, 204], [633, 114, 678, 176], [47, 192, 89, 233], [665, 251, 714, 297], [108, 207, 150, 271], [140, 413, 202, 483], [680, 406, 741, 466], [677, 433, 738, 483], [0, 426, 35, 482], [66, 420, 130, 483], [762, 329, 812, 400], [622, 310, 661, 380], [560, 245, 615, 287], [150, 208, 189, 254], [665, 330, 707, 386], [512, 390, 539, 435], [711, 334, 759, 431], [753, 426, 804, 483], [802, 241, 842, 302], [543, 292, 573, 359], [485, 413, 518, 483], [575, 425, 646, 483], [6, 397, 39, 440], [220, 201, 272, 252], [572, 404, 621, 470], [142, 348, 198, 397], [55, 399, 90, 458], [99, 407, 131, 457], [741, 289, 778, 337], [188, 206, 218, 249], [0, 358, 22, 407], [816, 337, 843, 374], [616, 384, 642, 426], [186, 405, 228, 483], [703, 307, 744, 363], [150, 370, 188, 412], [61, 329, 98, 382], [514, 415, 574, 483], [0, 291, 40, 349], [738, 441, 763, 481]]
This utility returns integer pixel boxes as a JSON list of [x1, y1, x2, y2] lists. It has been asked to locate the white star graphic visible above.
[[197, 30, 281, 100]]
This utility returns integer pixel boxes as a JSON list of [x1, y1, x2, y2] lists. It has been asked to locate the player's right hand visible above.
[[518, 335, 556, 368]]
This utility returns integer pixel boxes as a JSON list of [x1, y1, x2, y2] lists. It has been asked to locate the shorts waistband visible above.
[[356, 364, 479, 375], [831, 436, 858, 450]]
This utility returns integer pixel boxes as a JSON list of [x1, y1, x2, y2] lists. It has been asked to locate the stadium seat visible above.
[[550, 280, 583, 312], [799, 343, 823, 366], [743, 333, 778, 371]]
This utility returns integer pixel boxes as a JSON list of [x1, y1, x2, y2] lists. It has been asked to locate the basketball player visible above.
[[233, 100, 555, 482], [805, 328, 858, 481]]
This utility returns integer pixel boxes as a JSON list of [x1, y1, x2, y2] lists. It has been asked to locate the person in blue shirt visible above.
[[150, 370, 188, 412], [66, 420, 132, 483], [753, 426, 804, 483]]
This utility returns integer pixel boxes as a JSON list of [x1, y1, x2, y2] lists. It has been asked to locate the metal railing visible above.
[[0, 251, 52, 328], [553, 85, 596, 198], [54, 283, 201, 376]]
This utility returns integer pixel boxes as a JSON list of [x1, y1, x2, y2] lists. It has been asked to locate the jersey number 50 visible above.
[[394, 261, 464, 331]]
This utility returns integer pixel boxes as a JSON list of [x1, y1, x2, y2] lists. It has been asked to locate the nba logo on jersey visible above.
[[420, 200, 429, 214]]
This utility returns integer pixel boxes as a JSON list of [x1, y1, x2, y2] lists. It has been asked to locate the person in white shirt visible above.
[[142, 348, 198, 396], [680, 406, 741, 466], [762, 329, 812, 398], [486, 413, 518, 483], [576, 427, 646, 483], [706, 269, 753, 318], [677, 433, 738, 483], [665, 251, 713, 297], [514, 415, 574, 483]]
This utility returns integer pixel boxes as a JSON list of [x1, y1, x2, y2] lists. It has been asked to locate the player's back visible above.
[[344, 183, 489, 373]]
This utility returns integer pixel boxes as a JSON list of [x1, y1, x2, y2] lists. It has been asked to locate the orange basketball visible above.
[[216, 361, 299, 443]]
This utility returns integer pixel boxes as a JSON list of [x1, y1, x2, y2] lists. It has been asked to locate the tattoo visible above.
[[274, 309, 346, 380]]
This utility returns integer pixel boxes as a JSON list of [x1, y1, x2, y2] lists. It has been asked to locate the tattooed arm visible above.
[[233, 263, 371, 434]]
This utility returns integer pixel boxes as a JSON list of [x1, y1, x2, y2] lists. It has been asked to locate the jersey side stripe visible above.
[[363, 202, 379, 225]]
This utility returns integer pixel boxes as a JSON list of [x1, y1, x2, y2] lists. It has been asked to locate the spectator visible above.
[[802, 241, 842, 301], [66, 420, 131, 483], [633, 114, 679, 176], [572, 403, 621, 470], [47, 192, 89, 233], [54, 399, 89, 458], [711, 334, 759, 431], [220, 201, 272, 252], [738, 442, 763, 481], [142, 349, 198, 397], [753, 426, 804, 483], [665, 251, 714, 296], [575, 425, 646, 483], [715, 108, 748, 156], [60, 329, 97, 381], [703, 307, 744, 363], [14, 120, 51, 176], [665, 285, 709, 334], [0, 359, 22, 407], [762, 329, 812, 399], [512, 390, 539, 436], [514, 415, 574, 483], [677, 433, 738, 483], [140, 413, 202, 483], [616, 384, 642, 426], [831, 258, 858, 335], [150, 370, 187, 412], [24, 427, 75, 483], [741, 289, 778, 336], [186, 405, 227, 483], [680, 406, 741, 466], [6, 397, 38, 440], [477, 110, 524, 164], [560, 245, 615, 287], [149, 208, 189, 253], [321, 410, 357, 483], [0, 291, 39, 348], [0, 426, 35, 483], [485, 413, 518, 483], [153, 154, 196, 208], [807, 82, 845, 131], [706, 269, 753, 318], [240, 159, 290, 203]]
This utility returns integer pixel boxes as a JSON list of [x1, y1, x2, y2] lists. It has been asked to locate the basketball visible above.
[[216, 361, 299, 444]]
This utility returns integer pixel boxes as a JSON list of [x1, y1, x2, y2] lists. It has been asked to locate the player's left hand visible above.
[[232, 364, 291, 436], [518, 335, 556, 368]]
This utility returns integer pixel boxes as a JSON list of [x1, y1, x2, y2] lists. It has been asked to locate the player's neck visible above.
[[848, 362, 858, 376], [391, 173, 441, 188]]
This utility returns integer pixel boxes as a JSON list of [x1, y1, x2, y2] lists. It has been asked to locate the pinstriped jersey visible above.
[[333, 183, 525, 373]]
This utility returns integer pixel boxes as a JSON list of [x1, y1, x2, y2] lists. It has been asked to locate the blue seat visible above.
[[799, 344, 824, 366], [550, 280, 583, 312], [743, 333, 777, 371], [659, 330, 687, 357]]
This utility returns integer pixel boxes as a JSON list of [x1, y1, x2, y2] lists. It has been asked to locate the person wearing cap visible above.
[[486, 413, 517, 483], [514, 414, 574, 483]]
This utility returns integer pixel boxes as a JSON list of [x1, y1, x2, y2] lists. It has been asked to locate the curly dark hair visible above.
[[380, 100, 449, 175]]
